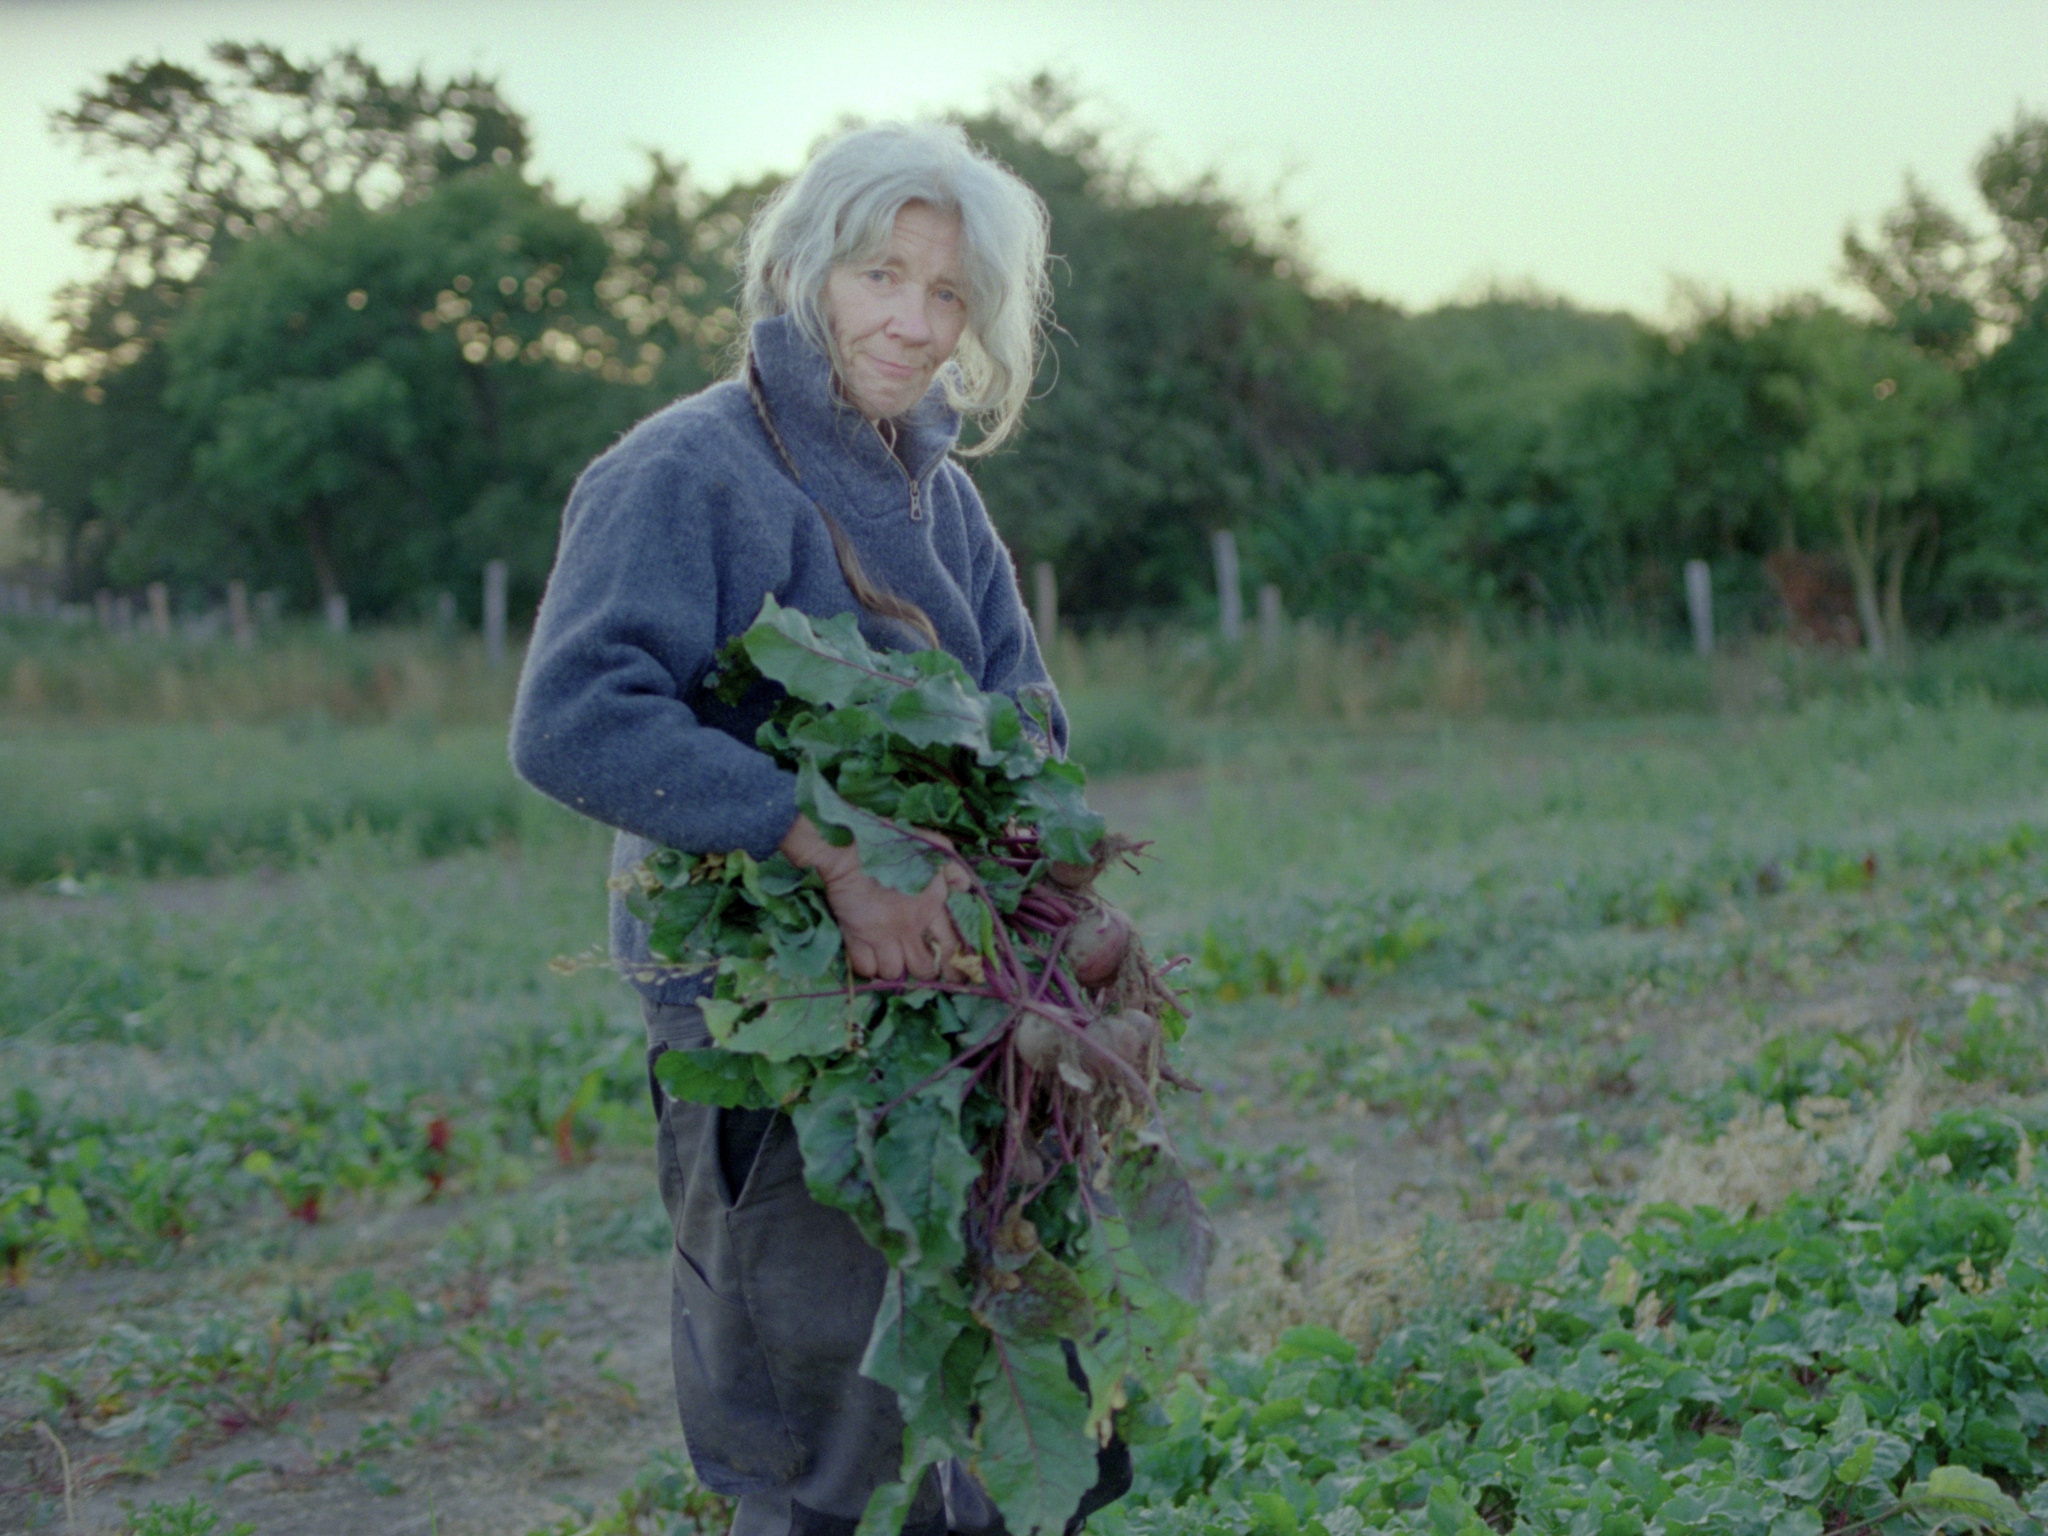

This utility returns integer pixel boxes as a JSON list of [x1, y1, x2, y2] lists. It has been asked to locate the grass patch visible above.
[[1098, 698, 2048, 958], [0, 621, 516, 726], [0, 721, 565, 884]]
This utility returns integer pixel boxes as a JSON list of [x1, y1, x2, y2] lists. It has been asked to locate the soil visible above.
[[2, 1157, 686, 1535]]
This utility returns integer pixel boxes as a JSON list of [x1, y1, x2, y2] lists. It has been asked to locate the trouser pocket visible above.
[[725, 1117, 900, 1467], [650, 1016, 906, 1513], [658, 1092, 807, 1494]]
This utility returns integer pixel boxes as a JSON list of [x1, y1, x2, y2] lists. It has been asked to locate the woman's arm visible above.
[[510, 438, 800, 859], [514, 425, 969, 980]]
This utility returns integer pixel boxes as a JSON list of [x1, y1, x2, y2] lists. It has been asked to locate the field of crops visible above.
[[7, 628, 2048, 1534]]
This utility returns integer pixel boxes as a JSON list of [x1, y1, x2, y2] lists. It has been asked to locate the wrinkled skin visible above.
[[779, 812, 968, 982]]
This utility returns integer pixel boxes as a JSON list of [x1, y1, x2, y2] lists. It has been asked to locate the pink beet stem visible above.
[[871, 1026, 1012, 1123]]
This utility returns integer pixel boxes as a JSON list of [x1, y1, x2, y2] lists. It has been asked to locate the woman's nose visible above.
[[886, 291, 934, 342]]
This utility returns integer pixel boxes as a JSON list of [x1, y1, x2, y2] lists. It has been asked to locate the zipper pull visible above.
[[909, 477, 923, 522]]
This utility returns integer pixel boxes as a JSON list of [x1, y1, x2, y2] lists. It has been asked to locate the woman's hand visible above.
[[779, 813, 970, 982]]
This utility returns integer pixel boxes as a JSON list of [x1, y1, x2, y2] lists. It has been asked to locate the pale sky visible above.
[[3, 0, 2045, 342]]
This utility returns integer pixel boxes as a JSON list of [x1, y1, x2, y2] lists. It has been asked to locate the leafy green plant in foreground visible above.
[[0, 1009, 646, 1273], [1105, 1124, 2048, 1536], [523, 1446, 732, 1536], [38, 1265, 574, 1476], [635, 598, 1212, 1534], [122, 1496, 255, 1536]]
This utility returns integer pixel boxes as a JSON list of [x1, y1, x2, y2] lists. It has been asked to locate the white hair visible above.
[[740, 120, 1052, 455]]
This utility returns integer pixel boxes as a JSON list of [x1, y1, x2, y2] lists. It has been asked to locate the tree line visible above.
[[1, 46, 2044, 651]]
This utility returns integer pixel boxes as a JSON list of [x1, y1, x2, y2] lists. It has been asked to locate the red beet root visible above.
[[1066, 903, 1133, 989], [1094, 1009, 1160, 1076], [1012, 1014, 1069, 1075], [1047, 859, 1098, 891]]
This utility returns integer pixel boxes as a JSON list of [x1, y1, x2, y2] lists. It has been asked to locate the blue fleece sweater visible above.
[[510, 314, 1065, 1007]]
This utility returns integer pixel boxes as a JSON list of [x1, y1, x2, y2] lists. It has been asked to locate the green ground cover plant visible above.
[[8, 687, 2048, 1531], [0, 1005, 648, 1274], [16, 624, 2048, 736], [2, 811, 619, 1063], [1105, 1147, 2048, 1536], [1052, 627, 2048, 728], [123, 1497, 256, 1536], [34, 1241, 607, 1479]]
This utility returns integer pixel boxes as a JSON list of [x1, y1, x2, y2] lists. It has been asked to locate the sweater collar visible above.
[[747, 313, 961, 508]]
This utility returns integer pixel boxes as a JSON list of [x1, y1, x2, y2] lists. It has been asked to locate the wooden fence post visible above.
[[95, 589, 113, 632], [324, 592, 350, 635], [1032, 561, 1058, 654], [1212, 530, 1242, 644], [1258, 583, 1285, 661], [227, 581, 253, 648], [484, 559, 509, 668], [1684, 559, 1714, 656], [147, 582, 171, 639]]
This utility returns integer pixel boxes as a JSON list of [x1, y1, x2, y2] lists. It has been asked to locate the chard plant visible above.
[[628, 597, 1212, 1534]]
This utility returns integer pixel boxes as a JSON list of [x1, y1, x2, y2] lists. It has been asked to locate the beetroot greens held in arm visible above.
[[625, 597, 1210, 1536]]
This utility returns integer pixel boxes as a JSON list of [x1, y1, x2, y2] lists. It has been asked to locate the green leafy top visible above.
[[633, 597, 1203, 1536]]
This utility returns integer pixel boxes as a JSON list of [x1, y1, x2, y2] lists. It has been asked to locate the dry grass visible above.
[[9, 617, 2048, 732], [1053, 622, 2048, 724], [1206, 1047, 1949, 1365], [2, 625, 519, 725], [1210, 1230, 1432, 1359], [1629, 1050, 1928, 1222]]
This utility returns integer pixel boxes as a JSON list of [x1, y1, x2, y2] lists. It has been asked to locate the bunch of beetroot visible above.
[[978, 829, 1192, 1165], [629, 599, 1208, 1536]]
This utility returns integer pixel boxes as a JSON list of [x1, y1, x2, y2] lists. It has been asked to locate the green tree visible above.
[[1776, 309, 1970, 656], [1840, 109, 2048, 629], [1954, 304, 2048, 620], [1955, 112, 2048, 625], [1841, 176, 1981, 364], [53, 42, 528, 331], [1975, 110, 2048, 328], [4, 43, 540, 602], [0, 328, 110, 592], [600, 151, 771, 398], [1393, 291, 1642, 623], [1551, 299, 1813, 633], [1240, 471, 1466, 627], [960, 80, 1423, 618], [1835, 110, 2048, 362], [160, 170, 625, 617]]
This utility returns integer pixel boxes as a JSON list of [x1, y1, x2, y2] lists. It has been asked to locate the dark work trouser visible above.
[[644, 999, 1130, 1536]]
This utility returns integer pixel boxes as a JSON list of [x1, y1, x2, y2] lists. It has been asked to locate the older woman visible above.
[[511, 124, 1122, 1536]]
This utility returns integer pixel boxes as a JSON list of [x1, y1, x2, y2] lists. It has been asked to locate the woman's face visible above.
[[822, 201, 969, 422]]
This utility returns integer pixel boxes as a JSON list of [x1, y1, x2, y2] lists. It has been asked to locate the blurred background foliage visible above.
[[3, 51, 2048, 648]]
